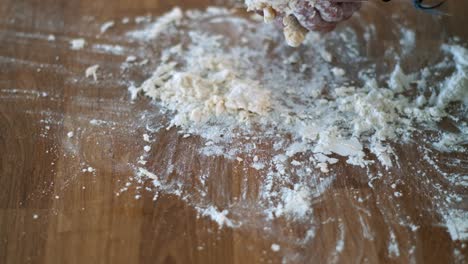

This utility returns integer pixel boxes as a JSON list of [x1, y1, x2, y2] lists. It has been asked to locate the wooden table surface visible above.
[[1, 0, 467, 263]]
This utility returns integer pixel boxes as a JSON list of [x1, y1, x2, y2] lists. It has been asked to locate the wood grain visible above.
[[0, 0, 467, 263]]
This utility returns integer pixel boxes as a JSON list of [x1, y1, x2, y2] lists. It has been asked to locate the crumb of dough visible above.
[[126, 55, 137, 62], [245, 1, 310, 46], [331, 67, 346, 77], [70, 38, 86, 50], [283, 15, 308, 47], [244, 0, 291, 12], [271, 243, 280, 252], [85, 65, 100, 81], [263, 6, 276, 23]]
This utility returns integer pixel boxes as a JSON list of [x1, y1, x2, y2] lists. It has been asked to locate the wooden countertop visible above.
[[1, 0, 467, 263]]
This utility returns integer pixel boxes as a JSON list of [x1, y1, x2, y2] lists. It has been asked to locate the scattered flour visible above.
[[11, 5, 464, 262], [277, 185, 312, 219], [443, 209, 468, 241], [199, 206, 238, 228], [399, 28, 416, 53], [133, 16, 467, 174], [125, 6, 467, 253]]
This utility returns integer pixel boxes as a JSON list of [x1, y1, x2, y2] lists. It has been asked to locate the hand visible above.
[[264, 0, 362, 33], [293, 0, 362, 32]]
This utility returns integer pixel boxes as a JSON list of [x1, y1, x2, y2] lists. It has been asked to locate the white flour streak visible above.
[[336, 221, 345, 253], [89, 119, 116, 126], [92, 44, 127, 55], [388, 230, 400, 257], [2, 30, 57, 41], [359, 215, 374, 240], [128, 7, 183, 40], [0, 55, 69, 73], [328, 220, 346, 263], [100, 21, 115, 33], [1, 89, 48, 98], [136, 167, 161, 188], [399, 28, 415, 53]]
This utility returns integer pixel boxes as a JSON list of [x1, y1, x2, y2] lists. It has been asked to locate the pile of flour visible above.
[[130, 7, 467, 172], [127, 7, 467, 237]]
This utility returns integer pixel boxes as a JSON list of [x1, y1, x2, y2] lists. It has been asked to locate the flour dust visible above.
[[120, 5, 468, 256], [6, 3, 465, 262]]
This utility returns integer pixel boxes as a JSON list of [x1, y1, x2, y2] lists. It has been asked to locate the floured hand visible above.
[[246, 0, 362, 46]]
